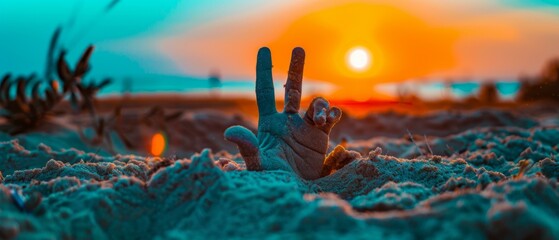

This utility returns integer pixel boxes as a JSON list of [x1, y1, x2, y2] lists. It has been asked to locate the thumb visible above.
[[224, 125, 261, 171]]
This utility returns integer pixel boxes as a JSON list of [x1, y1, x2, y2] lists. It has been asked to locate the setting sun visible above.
[[258, 3, 458, 100], [347, 47, 371, 71]]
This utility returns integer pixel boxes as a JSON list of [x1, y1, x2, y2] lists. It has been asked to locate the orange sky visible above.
[[158, 0, 559, 100]]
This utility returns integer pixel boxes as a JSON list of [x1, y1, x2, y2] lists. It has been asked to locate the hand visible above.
[[224, 47, 342, 180]]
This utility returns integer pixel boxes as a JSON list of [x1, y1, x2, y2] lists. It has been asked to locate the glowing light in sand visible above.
[[347, 47, 371, 72], [51, 80, 60, 91], [151, 132, 166, 156]]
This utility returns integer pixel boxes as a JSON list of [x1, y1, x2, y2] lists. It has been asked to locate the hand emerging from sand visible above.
[[224, 47, 342, 180]]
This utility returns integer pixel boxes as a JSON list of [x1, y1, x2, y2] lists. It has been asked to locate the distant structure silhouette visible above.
[[443, 79, 453, 100], [122, 77, 133, 97], [479, 81, 499, 104], [517, 58, 559, 102], [208, 70, 222, 96]]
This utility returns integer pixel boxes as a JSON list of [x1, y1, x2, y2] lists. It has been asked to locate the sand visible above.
[[0, 98, 558, 239]]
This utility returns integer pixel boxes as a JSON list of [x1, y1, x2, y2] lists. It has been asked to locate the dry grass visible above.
[[0, 46, 110, 135]]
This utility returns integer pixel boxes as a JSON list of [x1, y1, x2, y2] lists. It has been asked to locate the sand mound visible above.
[[0, 108, 558, 239]]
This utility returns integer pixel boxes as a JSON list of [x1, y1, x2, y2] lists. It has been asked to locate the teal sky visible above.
[[0, 0, 282, 78]]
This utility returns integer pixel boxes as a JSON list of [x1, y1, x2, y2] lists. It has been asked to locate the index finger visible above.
[[256, 47, 277, 116]]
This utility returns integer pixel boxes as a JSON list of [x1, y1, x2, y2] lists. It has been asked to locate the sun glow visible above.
[[169, 2, 459, 100], [150, 132, 166, 156], [347, 47, 371, 71]]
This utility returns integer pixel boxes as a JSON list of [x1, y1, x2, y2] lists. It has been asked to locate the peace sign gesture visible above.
[[225, 47, 342, 180]]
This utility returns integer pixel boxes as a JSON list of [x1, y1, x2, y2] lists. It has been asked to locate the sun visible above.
[[347, 47, 371, 72]]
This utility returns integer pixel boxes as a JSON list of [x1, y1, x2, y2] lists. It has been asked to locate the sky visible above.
[[1, 0, 559, 99]]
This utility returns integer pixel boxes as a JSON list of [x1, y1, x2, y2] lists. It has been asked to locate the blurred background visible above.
[[2, 0, 559, 103], [1, 0, 559, 162]]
